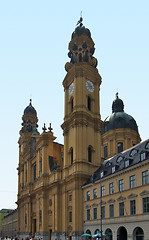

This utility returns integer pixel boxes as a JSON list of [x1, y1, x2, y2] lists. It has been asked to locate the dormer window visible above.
[[100, 171, 104, 178], [116, 156, 123, 163], [145, 141, 149, 149], [105, 161, 112, 168], [125, 159, 129, 168], [130, 148, 138, 157], [112, 166, 115, 173], [140, 152, 146, 161]]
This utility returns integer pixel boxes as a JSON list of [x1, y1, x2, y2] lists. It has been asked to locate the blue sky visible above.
[[0, 0, 149, 209]]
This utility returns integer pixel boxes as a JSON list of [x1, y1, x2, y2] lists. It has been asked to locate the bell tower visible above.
[[61, 18, 103, 177]]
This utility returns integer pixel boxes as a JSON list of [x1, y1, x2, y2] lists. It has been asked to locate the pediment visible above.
[[117, 196, 126, 201], [108, 198, 115, 203], [128, 193, 138, 199], [92, 203, 98, 207], [140, 190, 149, 196], [85, 204, 91, 208]]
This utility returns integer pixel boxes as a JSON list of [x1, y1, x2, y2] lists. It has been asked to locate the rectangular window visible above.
[[39, 159, 42, 171], [119, 179, 124, 192], [125, 159, 129, 168], [69, 194, 72, 201], [140, 152, 146, 161], [39, 210, 42, 225], [109, 204, 114, 218], [142, 170, 149, 185], [93, 207, 97, 220], [130, 200, 136, 215], [34, 164, 36, 181], [93, 188, 97, 199], [109, 182, 114, 194], [100, 171, 104, 178], [86, 191, 90, 201], [101, 185, 105, 197], [119, 202, 124, 216], [69, 211, 72, 222], [101, 206, 105, 219], [143, 197, 149, 213], [104, 146, 108, 158], [25, 170, 27, 182], [130, 175, 136, 189], [112, 166, 115, 173], [87, 209, 90, 221]]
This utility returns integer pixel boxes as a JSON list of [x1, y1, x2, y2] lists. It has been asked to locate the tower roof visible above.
[[24, 99, 37, 116], [20, 99, 38, 135], [71, 17, 91, 39], [65, 17, 98, 71], [102, 93, 139, 134]]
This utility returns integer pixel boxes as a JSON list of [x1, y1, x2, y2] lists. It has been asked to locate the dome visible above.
[[71, 25, 91, 39], [71, 17, 91, 39], [102, 93, 138, 134], [24, 99, 37, 116]]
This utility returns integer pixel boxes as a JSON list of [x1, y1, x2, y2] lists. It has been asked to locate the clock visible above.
[[69, 82, 74, 95], [86, 80, 94, 92]]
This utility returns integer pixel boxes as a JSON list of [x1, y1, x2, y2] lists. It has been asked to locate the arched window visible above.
[[88, 146, 92, 163], [117, 142, 123, 153], [105, 228, 113, 240], [133, 227, 144, 240], [87, 96, 91, 111], [79, 53, 82, 62], [70, 148, 73, 164]]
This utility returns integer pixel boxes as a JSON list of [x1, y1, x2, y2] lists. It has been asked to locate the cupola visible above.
[[20, 99, 38, 135], [65, 17, 98, 72], [102, 93, 139, 134]]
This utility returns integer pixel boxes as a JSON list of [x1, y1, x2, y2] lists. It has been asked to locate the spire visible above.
[[76, 13, 83, 27]]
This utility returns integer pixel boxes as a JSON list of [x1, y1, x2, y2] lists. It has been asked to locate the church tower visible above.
[[60, 18, 103, 240], [61, 18, 103, 178]]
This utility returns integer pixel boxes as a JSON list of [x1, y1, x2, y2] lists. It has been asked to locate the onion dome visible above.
[[102, 93, 139, 134], [65, 17, 98, 72], [24, 99, 37, 116]]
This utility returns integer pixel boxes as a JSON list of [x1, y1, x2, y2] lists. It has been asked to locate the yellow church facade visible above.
[[17, 18, 148, 240]]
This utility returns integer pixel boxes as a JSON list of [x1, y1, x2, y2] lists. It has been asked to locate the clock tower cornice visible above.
[[61, 111, 103, 135], [63, 63, 102, 89]]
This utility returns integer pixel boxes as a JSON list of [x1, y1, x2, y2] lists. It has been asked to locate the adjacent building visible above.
[[0, 209, 14, 238], [82, 139, 149, 240], [1, 209, 17, 238]]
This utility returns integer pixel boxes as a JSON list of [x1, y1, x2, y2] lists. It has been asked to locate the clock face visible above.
[[86, 80, 94, 92], [69, 82, 74, 95]]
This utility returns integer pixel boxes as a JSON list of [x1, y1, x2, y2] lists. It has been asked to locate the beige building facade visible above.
[[17, 18, 146, 240], [82, 139, 149, 240]]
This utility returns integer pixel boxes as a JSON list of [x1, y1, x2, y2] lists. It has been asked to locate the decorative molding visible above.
[[117, 196, 126, 201], [128, 193, 138, 199], [85, 204, 91, 209], [140, 190, 149, 196], [92, 203, 98, 207], [108, 198, 115, 203]]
